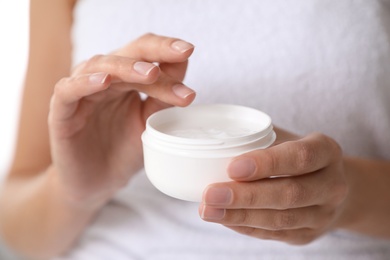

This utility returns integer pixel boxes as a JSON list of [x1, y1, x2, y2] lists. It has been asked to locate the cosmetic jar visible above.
[[141, 104, 276, 202]]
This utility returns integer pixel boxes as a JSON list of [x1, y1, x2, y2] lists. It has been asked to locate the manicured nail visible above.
[[204, 186, 232, 206], [172, 84, 195, 99], [89, 72, 109, 85], [171, 40, 194, 53], [228, 158, 256, 179], [133, 61, 157, 76], [201, 206, 226, 221]]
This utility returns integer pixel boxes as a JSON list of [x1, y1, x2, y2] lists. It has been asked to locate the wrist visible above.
[[47, 165, 113, 211], [332, 157, 360, 230], [333, 157, 390, 238]]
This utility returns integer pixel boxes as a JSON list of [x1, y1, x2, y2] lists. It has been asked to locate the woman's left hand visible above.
[[199, 127, 349, 245]]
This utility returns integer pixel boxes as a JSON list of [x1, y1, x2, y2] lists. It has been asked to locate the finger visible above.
[[107, 72, 196, 107], [228, 132, 342, 180], [159, 60, 188, 81], [73, 55, 196, 106], [203, 174, 329, 210], [73, 55, 160, 84], [114, 33, 195, 63], [225, 226, 317, 245], [50, 72, 111, 121], [141, 97, 172, 122], [273, 126, 300, 145], [113, 34, 193, 84], [200, 204, 329, 230]]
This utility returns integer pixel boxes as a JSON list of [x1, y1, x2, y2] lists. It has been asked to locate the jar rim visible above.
[[143, 104, 275, 151]]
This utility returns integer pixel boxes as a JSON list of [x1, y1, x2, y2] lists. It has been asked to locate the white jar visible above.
[[141, 104, 276, 202]]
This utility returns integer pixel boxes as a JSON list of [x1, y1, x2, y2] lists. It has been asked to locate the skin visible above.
[[0, 0, 389, 259], [200, 129, 390, 243]]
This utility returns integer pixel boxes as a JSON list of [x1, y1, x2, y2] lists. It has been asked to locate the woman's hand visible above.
[[200, 127, 349, 245], [49, 33, 196, 205]]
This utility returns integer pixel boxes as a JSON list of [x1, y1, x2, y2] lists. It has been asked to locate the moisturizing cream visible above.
[[141, 104, 276, 202]]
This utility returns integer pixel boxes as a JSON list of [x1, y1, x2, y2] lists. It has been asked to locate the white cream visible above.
[[165, 126, 258, 139]]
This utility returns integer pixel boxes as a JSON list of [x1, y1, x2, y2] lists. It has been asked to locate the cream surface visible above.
[[166, 126, 256, 139]]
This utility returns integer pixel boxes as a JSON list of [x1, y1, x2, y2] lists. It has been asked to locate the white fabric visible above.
[[59, 0, 390, 259]]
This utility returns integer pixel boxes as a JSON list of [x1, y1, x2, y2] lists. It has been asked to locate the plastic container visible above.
[[141, 104, 276, 202]]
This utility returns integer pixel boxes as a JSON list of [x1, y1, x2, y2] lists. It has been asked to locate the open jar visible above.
[[141, 104, 276, 202]]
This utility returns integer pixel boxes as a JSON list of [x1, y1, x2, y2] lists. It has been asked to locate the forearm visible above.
[[337, 157, 390, 238], [0, 166, 108, 259]]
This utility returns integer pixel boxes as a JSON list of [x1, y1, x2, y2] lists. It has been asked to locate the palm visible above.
[[51, 88, 150, 197]]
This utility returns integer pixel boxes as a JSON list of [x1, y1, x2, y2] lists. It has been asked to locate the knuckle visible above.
[[316, 133, 343, 160], [71, 60, 87, 75], [281, 179, 306, 208], [272, 210, 298, 230], [328, 137, 343, 159], [53, 77, 70, 97], [162, 35, 179, 47], [135, 33, 159, 51], [85, 54, 106, 69], [261, 150, 278, 176], [138, 32, 156, 41], [241, 188, 257, 208], [295, 140, 316, 172], [233, 209, 251, 225]]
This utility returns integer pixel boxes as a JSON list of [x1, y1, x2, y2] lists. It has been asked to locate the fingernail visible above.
[[201, 205, 226, 221], [172, 84, 195, 99], [204, 186, 232, 206], [89, 72, 109, 85], [171, 40, 194, 53], [228, 158, 256, 179], [133, 61, 157, 76]]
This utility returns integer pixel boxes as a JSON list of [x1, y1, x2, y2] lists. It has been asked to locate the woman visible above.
[[1, 0, 390, 259]]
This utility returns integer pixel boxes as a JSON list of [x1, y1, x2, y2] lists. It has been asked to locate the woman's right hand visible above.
[[48, 33, 196, 206]]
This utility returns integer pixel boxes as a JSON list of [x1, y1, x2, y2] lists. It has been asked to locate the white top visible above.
[[57, 0, 390, 259]]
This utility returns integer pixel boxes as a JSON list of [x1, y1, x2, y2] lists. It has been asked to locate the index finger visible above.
[[228, 133, 342, 180], [114, 33, 195, 63]]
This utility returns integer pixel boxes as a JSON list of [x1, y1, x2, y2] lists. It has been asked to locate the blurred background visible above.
[[0, 0, 29, 259]]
